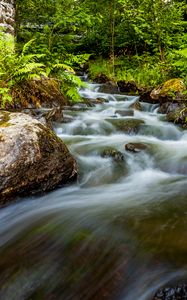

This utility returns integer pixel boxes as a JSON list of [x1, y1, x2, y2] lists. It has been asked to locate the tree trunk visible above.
[[0, 0, 15, 35], [109, 0, 116, 76]]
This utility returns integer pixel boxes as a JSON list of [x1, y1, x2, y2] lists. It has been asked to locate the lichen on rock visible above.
[[0, 111, 77, 204]]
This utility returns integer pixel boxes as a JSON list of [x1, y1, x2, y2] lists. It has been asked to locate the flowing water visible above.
[[1, 81, 187, 300]]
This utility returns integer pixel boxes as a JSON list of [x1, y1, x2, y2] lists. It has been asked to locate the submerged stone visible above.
[[129, 100, 142, 111], [125, 142, 147, 152], [106, 118, 145, 134], [101, 148, 124, 162], [98, 81, 119, 94], [0, 111, 77, 204], [115, 109, 134, 117]]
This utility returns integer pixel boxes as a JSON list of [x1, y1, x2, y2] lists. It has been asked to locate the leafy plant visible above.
[[0, 33, 46, 107]]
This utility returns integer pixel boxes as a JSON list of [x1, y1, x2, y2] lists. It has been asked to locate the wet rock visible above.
[[0, 111, 77, 204], [139, 88, 153, 103], [97, 97, 109, 103], [125, 143, 147, 152], [117, 80, 138, 94], [153, 284, 187, 300], [115, 109, 134, 117], [63, 105, 90, 112], [166, 107, 187, 125], [98, 81, 119, 94], [93, 73, 110, 83], [101, 148, 124, 162], [129, 100, 142, 111], [158, 102, 180, 114], [106, 118, 145, 134], [83, 97, 107, 105], [62, 115, 74, 123]]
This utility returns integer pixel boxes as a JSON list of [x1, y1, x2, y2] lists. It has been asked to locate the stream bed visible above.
[[0, 82, 187, 300]]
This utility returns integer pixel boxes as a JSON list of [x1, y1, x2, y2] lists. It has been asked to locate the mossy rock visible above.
[[0, 111, 77, 204], [2, 78, 69, 110], [101, 148, 124, 162], [98, 82, 119, 94], [125, 142, 147, 152], [150, 78, 186, 102], [106, 118, 145, 134], [166, 108, 187, 125], [129, 100, 142, 111], [115, 109, 134, 117]]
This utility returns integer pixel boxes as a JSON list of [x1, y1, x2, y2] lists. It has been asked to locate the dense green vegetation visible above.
[[0, 0, 187, 106]]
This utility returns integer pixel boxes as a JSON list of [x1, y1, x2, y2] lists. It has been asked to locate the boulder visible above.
[[101, 148, 124, 162], [115, 109, 134, 117], [98, 81, 119, 94], [106, 118, 145, 134], [129, 100, 142, 111], [150, 78, 186, 102], [125, 143, 147, 152], [0, 111, 77, 204], [158, 102, 180, 114], [117, 81, 138, 94], [139, 89, 153, 103], [166, 107, 187, 125]]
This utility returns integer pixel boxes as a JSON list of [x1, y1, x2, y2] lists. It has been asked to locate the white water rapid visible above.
[[0, 80, 187, 300]]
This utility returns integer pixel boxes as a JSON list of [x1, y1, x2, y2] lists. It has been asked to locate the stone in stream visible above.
[[166, 108, 187, 126], [0, 111, 77, 204], [98, 81, 119, 94], [153, 284, 187, 300], [125, 143, 147, 152], [101, 148, 124, 162], [117, 80, 138, 94], [115, 109, 134, 117], [106, 118, 145, 134], [129, 100, 142, 111]]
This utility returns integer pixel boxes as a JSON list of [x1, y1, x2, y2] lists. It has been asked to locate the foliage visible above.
[[89, 56, 171, 87], [0, 33, 46, 107]]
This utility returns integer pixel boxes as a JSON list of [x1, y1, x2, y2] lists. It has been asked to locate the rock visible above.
[[153, 284, 187, 300], [117, 81, 138, 94], [125, 143, 147, 152], [150, 79, 186, 102], [62, 115, 74, 123], [63, 106, 90, 112], [158, 102, 180, 114], [106, 118, 145, 134], [0, 111, 77, 204], [82, 97, 107, 105], [129, 101, 142, 111], [98, 81, 119, 94], [93, 73, 110, 83], [139, 89, 153, 103], [115, 109, 134, 117], [101, 148, 124, 162], [166, 107, 187, 125]]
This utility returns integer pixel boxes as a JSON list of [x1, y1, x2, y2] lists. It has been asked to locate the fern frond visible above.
[[22, 39, 36, 55]]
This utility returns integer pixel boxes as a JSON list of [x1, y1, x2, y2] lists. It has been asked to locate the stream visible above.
[[0, 80, 187, 300]]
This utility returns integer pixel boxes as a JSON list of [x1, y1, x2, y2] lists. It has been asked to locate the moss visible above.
[[161, 79, 185, 94], [0, 134, 4, 141], [9, 78, 69, 110], [0, 112, 10, 127]]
